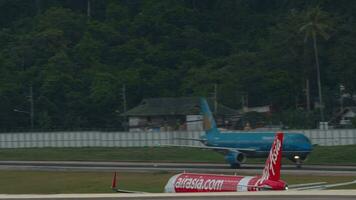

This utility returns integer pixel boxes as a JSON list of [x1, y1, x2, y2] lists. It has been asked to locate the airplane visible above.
[[168, 97, 313, 168], [164, 132, 287, 192], [112, 132, 356, 193]]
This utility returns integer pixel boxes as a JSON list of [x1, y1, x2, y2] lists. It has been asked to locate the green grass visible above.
[[0, 171, 354, 194], [0, 147, 223, 162], [0, 145, 355, 165], [305, 145, 356, 165], [0, 171, 174, 194]]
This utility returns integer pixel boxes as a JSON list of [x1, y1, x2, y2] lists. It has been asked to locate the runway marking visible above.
[[0, 190, 356, 199]]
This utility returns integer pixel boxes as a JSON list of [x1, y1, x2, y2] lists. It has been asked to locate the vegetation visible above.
[[0, 145, 355, 165], [1, 0, 356, 131]]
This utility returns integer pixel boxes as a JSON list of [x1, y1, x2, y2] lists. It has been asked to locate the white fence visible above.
[[299, 129, 356, 146], [0, 129, 356, 148], [0, 131, 203, 148]]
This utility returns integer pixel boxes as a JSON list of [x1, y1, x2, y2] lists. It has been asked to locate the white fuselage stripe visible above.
[[237, 176, 253, 192]]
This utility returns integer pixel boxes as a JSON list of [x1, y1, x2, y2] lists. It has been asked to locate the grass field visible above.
[[0, 171, 172, 194], [0, 171, 355, 194], [0, 144, 355, 194], [0, 147, 223, 162], [0, 145, 356, 165], [305, 145, 356, 165]]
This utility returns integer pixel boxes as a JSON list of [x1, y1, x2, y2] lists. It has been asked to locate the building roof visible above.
[[123, 97, 239, 116], [329, 106, 356, 124], [240, 105, 271, 113], [348, 107, 356, 113]]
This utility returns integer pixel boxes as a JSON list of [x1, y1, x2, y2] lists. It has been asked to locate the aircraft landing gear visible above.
[[230, 163, 241, 169], [294, 155, 302, 168], [296, 162, 302, 169]]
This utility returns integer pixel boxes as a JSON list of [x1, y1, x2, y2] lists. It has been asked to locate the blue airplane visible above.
[[178, 98, 313, 168]]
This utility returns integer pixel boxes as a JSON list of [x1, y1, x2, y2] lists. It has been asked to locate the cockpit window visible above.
[[286, 134, 310, 144]]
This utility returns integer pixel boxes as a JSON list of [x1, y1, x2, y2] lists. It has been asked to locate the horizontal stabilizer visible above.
[[295, 180, 356, 190], [288, 182, 327, 189], [112, 172, 145, 193], [114, 189, 145, 193]]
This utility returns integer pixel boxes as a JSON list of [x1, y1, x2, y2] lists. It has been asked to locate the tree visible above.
[[299, 6, 331, 121]]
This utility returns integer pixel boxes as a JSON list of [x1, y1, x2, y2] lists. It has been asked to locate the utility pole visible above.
[[241, 95, 245, 108], [241, 94, 248, 113], [244, 94, 249, 107], [306, 79, 311, 111], [36, 0, 41, 15], [87, 0, 91, 18], [122, 84, 127, 131], [313, 32, 324, 121], [122, 84, 127, 113], [214, 84, 218, 114], [340, 84, 345, 112], [29, 85, 34, 129]]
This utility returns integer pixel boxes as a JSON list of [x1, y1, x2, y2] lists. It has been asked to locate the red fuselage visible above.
[[164, 173, 287, 193]]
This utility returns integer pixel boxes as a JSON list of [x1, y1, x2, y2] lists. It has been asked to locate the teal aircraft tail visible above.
[[200, 98, 220, 135]]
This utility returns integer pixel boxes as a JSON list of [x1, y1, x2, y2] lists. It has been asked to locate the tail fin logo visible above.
[[268, 138, 282, 176], [200, 98, 217, 132], [203, 114, 212, 130], [257, 132, 283, 184]]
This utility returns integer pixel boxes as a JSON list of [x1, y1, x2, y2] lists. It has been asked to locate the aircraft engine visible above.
[[224, 151, 246, 168]]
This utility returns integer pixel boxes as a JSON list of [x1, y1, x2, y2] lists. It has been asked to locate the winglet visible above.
[[111, 172, 117, 190], [259, 132, 283, 183]]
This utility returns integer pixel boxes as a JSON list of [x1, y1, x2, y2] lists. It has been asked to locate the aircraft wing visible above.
[[114, 189, 145, 193], [160, 144, 309, 155], [159, 144, 256, 154], [173, 137, 207, 143], [290, 180, 356, 190]]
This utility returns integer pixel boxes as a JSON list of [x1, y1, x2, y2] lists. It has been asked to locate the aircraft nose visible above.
[[305, 140, 313, 151], [301, 135, 313, 151], [301, 142, 312, 152]]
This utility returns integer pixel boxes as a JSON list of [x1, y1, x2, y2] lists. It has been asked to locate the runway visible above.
[[0, 190, 355, 200], [0, 161, 355, 176]]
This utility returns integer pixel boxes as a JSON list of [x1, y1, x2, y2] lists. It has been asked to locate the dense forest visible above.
[[1, 0, 356, 131]]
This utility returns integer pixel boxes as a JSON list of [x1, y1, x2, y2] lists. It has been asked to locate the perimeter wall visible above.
[[0, 129, 355, 148]]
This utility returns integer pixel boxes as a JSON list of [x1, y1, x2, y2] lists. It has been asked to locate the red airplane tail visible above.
[[259, 132, 283, 183]]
